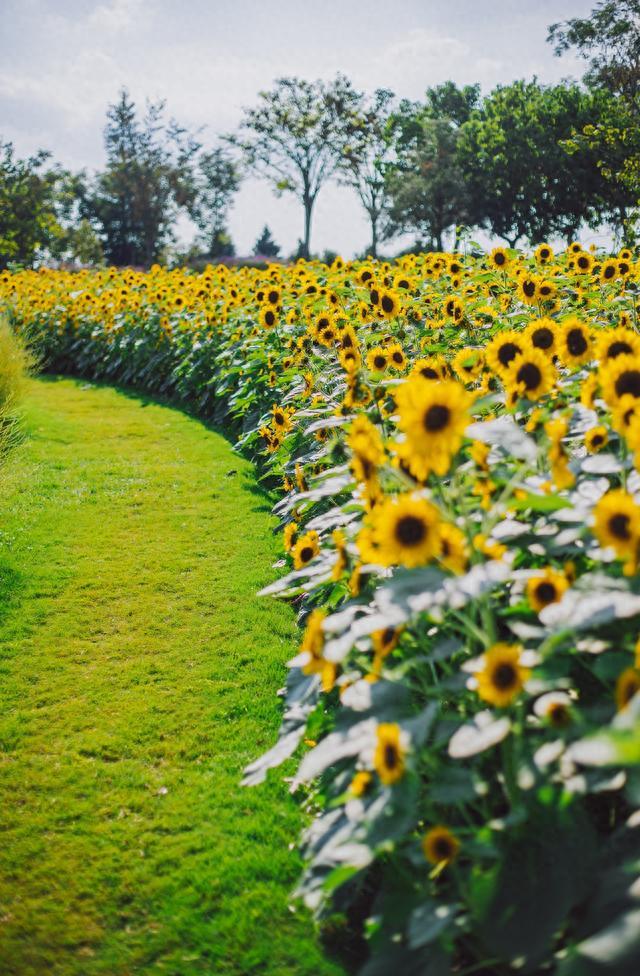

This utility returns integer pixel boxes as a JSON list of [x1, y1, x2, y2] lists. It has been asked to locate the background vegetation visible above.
[[2, 1, 640, 267]]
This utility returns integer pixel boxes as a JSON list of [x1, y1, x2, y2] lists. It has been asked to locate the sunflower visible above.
[[452, 347, 484, 382], [488, 246, 509, 270], [347, 414, 384, 467], [283, 521, 298, 552], [359, 493, 441, 568], [373, 723, 405, 785], [600, 353, 640, 406], [534, 243, 554, 265], [259, 306, 278, 329], [596, 327, 640, 364], [350, 771, 373, 797], [300, 609, 336, 692], [476, 643, 530, 707], [592, 489, 640, 572], [524, 317, 559, 356], [557, 317, 592, 367], [537, 280, 557, 302], [444, 295, 464, 322], [379, 289, 401, 319], [395, 377, 473, 479], [271, 403, 294, 432], [422, 826, 460, 866], [411, 355, 449, 381], [600, 258, 619, 283], [616, 668, 640, 711], [534, 691, 573, 728], [503, 346, 556, 402], [438, 522, 468, 574], [292, 530, 320, 570], [517, 274, 540, 305], [367, 346, 388, 372], [372, 625, 402, 658], [574, 251, 594, 274], [386, 342, 407, 371], [527, 568, 569, 613], [567, 241, 583, 255], [585, 426, 608, 453], [485, 330, 525, 376]]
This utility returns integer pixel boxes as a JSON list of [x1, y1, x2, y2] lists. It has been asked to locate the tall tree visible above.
[[84, 90, 200, 266], [187, 146, 240, 257], [457, 80, 618, 245], [548, 1, 640, 103], [549, 1, 640, 240], [383, 84, 479, 251], [337, 88, 396, 257], [229, 75, 361, 258], [0, 140, 62, 269]]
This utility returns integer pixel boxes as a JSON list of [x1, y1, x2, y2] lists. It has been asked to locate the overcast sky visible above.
[[1, 0, 595, 257]]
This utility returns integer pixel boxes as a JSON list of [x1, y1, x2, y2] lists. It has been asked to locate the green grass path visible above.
[[0, 377, 342, 976]]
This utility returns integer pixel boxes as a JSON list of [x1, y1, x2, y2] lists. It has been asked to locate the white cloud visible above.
[[87, 0, 142, 33]]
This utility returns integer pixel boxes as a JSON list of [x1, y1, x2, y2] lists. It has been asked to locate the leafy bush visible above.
[[0, 315, 31, 466]]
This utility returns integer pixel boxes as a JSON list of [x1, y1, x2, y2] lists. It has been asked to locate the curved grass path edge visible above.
[[0, 376, 344, 976]]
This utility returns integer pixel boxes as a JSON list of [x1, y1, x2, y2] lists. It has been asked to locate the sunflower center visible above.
[[395, 515, 427, 547], [609, 513, 631, 540], [433, 837, 454, 859], [615, 370, 640, 399], [549, 703, 570, 727], [384, 744, 398, 769], [498, 342, 521, 367], [494, 252, 506, 266], [492, 662, 517, 690], [381, 627, 396, 648], [535, 581, 557, 604], [608, 341, 632, 359], [604, 264, 616, 279], [299, 546, 314, 563], [523, 279, 536, 298], [381, 295, 395, 314], [516, 362, 542, 390], [420, 366, 439, 380], [423, 404, 451, 432], [532, 327, 553, 350], [373, 355, 386, 369], [567, 328, 588, 356]]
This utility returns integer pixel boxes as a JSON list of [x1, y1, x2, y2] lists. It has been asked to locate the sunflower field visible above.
[[4, 242, 640, 975]]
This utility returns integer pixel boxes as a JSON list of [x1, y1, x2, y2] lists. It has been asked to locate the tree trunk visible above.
[[302, 195, 312, 259], [370, 214, 378, 259]]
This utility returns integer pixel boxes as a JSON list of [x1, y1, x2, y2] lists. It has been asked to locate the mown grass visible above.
[[0, 376, 343, 976]]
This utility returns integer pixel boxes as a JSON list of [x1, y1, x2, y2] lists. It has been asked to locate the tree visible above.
[[385, 117, 470, 251], [84, 89, 200, 266], [383, 84, 479, 251], [457, 80, 618, 245], [549, 2, 640, 239], [230, 75, 362, 259], [187, 146, 240, 257], [337, 88, 396, 257], [548, 1, 640, 103], [253, 225, 280, 257], [0, 140, 62, 269]]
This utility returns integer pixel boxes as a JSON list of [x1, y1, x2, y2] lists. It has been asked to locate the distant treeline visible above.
[[1, 0, 639, 268]]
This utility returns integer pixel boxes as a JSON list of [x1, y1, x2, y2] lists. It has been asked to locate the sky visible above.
[[0, 0, 597, 257]]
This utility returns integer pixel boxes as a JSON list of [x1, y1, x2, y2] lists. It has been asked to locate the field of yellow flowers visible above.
[[3, 243, 640, 975]]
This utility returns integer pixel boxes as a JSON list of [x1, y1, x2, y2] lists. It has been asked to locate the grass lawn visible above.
[[0, 376, 343, 976]]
